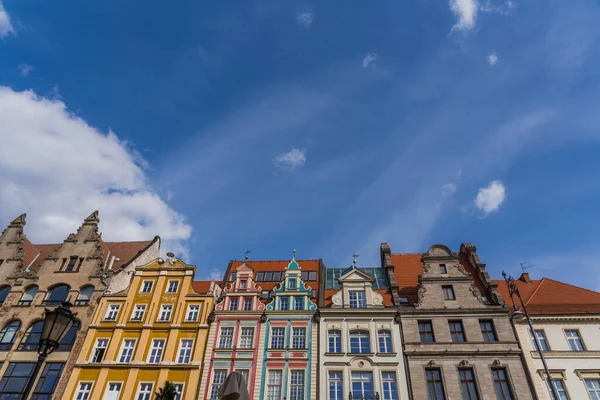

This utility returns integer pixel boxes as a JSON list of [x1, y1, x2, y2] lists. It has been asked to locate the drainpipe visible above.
[[508, 316, 539, 400]]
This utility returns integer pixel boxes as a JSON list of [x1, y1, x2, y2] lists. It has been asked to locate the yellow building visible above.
[[63, 255, 220, 400]]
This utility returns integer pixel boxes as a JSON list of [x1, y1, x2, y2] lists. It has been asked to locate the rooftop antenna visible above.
[[520, 262, 534, 273], [245, 249, 252, 260]]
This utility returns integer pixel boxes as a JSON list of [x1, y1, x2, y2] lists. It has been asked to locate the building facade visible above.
[[381, 243, 534, 400], [319, 262, 410, 400], [0, 212, 158, 400], [496, 274, 600, 400], [63, 255, 218, 400]]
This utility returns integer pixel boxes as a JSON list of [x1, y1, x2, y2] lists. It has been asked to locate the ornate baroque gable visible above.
[[266, 259, 317, 311], [330, 265, 384, 308], [215, 263, 265, 311]]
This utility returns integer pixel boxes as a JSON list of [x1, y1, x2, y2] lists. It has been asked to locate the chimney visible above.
[[519, 272, 532, 284]]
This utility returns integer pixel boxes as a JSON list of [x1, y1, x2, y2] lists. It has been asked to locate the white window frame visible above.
[[147, 338, 165, 363], [289, 370, 305, 400], [172, 383, 184, 400], [271, 327, 285, 349], [219, 327, 234, 348], [294, 297, 303, 310], [140, 280, 153, 293], [267, 370, 283, 400], [378, 330, 393, 353], [349, 290, 367, 308], [292, 327, 306, 349], [585, 379, 600, 399], [564, 329, 585, 351], [177, 339, 194, 363], [243, 298, 252, 311], [166, 280, 179, 293], [381, 371, 398, 400], [118, 339, 136, 363], [130, 305, 146, 322], [90, 338, 110, 363], [229, 298, 239, 311], [104, 304, 120, 321], [103, 381, 123, 400], [329, 371, 343, 400], [185, 304, 200, 322], [135, 382, 154, 400], [210, 370, 227, 400], [75, 382, 94, 400], [239, 327, 254, 349], [158, 304, 173, 322]]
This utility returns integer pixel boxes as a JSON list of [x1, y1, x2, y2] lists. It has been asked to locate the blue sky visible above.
[[1, 0, 600, 289]]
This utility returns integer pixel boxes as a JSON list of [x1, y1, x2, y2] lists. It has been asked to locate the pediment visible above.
[[339, 267, 374, 283]]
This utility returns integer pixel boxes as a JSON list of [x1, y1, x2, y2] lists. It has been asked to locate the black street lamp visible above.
[[22, 301, 77, 400], [502, 272, 560, 400]]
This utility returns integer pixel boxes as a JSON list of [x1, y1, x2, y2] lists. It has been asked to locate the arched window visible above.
[[59, 320, 80, 351], [0, 320, 21, 350], [349, 331, 371, 354], [0, 286, 11, 305], [75, 286, 94, 306], [18, 321, 43, 351], [378, 330, 393, 353], [328, 330, 342, 353], [19, 285, 38, 306], [43, 284, 71, 306]]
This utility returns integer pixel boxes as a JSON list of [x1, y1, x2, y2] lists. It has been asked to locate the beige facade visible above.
[[0, 212, 158, 399]]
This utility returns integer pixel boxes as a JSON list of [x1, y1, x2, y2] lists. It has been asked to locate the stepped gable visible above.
[[495, 275, 600, 315]]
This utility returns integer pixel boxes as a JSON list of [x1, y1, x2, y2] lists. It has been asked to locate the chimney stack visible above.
[[519, 272, 532, 284]]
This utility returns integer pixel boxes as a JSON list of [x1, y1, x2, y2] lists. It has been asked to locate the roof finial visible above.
[[292, 249, 296, 259], [245, 249, 251, 261]]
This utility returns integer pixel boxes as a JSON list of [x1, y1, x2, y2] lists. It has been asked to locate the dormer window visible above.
[[240, 280, 247, 289], [63, 257, 80, 272], [288, 279, 297, 289], [439, 264, 447, 274], [349, 291, 367, 308], [229, 273, 236, 282], [400, 296, 409, 305]]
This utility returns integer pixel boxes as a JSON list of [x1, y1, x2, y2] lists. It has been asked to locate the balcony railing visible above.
[[349, 393, 380, 400]]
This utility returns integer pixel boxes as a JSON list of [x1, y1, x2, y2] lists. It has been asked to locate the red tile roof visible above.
[[494, 277, 600, 315], [193, 280, 219, 294], [104, 240, 154, 270]]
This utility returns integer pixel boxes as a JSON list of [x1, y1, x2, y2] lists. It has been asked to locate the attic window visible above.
[[240, 280, 247, 289], [229, 273, 236, 282], [64, 257, 80, 272], [439, 264, 447, 274], [400, 296, 409, 304], [261, 290, 271, 299]]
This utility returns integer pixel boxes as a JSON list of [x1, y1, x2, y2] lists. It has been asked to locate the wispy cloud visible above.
[[273, 148, 306, 170], [449, 0, 478, 32], [0, 0, 15, 38], [442, 183, 457, 197], [487, 52, 499, 65], [18, 64, 34, 77], [474, 180, 506, 216], [296, 10, 314, 27], [362, 53, 378, 68], [480, 0, 516, 15]]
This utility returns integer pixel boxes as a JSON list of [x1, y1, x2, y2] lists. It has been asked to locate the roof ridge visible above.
[[542, 277, 600, 296], [524, 278, 547, 306]]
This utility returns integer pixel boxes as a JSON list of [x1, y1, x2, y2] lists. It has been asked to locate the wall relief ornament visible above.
[[426, 360, 438, 367], [455, 262, 471, 277], [416, 285, 427, 307], [332, 291, 343, 306], [372, 291, 383, 306], [469, 284, 484, 304], [458, 360, 470, 367]]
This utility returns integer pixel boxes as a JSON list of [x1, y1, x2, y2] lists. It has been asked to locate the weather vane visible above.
[[520, 262, 534, 273], [245, 249, 252, 260]]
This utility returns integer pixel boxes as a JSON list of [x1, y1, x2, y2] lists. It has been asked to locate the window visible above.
[[480, 320, 498, 342], [240, 280, 247, 289], [492, 369, 514, 400], [262, 290, 271, 299], [565, 330, 585, 351], [311, 289, 317, 298], [65, 256, 79, 272], [105, 304, 120, 321], [177, 339, 193, 363], [158, 305, 173, 321], [530, 330, 549, 351], [426, 369, 445, 400], [31, 362, 65, 400], [90, 338, 109, 363], [382, 372, 398, 400], [547, 379, 569, 400], [264, 272, 273, 282], [19, 285, 38, 306], [243, 298, 252, 310], [118, 339, 136, 363], [351, 372, 374, 399], [210, 370, 227, 400], [329, 371, 343, 400], [302, 271, 317, 281], [44, 284, 70, 305], [229, 272, 237, 282], [442, 285, 455, 300], [256, 272, 265, 281], [378, 330, 393, 353], [74, 382, 93, 400], [349, 291, 367, 308], [329, 330, 342, 353], [239, 327, 254, 349], [280, 297, 289, 310], [289, 279, 297, 289], [59, 320, 79, 351], [290, 371, 304, 400], [136, 383, 153, 400], [147, 339, 165, 363], [349, 331, 370, 353], [585, 379, 600, 400], [172, 383, 184, 400], [419, 321, 435, 343], [219, 327, 234, 348], [292, 327, 306, 349], [19, 321, 44, 350], [294, 297, 303, 310], [459, 369, 479, 400], [271, 327, 285, 349], [439, 264, 447, 274], [267, 370, 282, 400], [0, 286, 10, 305], [449, 321, 466, 343], [166, 280, 179, 293], [186, 304, 200, 321], [131, 305, 146, 322], [0, 320, 20, 350], [400, 296, 409, 305], [75, 286, 94, 306], [229, 298, 238, 311], [140, 281, 153, 293], [104, 382, 122, 400], [0, 362, 35, 398]]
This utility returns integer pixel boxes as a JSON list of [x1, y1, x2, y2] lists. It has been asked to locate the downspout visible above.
[[509, 315, 539, 400]]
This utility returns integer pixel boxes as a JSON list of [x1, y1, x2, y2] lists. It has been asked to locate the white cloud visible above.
[[449, 0, 478, 32], [0, 87, 192, 257], [474, 180, 506, 215], [18, 64, 34, 77], [487, 52, 499, 65], [0, 0, 15, 38], [442, 183, 457, 196], [362, 53, 378, 68], [296, 11, 314, 27], [480, 0, 516, 15], [273, 148, 306, 170]]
